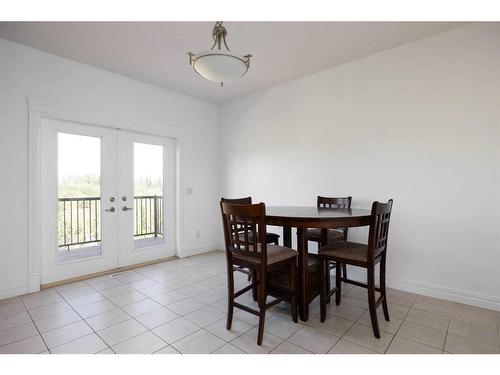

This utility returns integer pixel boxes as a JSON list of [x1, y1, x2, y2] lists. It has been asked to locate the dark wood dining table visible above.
[[265, 206, 372, 321]]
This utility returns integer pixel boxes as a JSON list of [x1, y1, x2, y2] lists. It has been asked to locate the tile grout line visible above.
[[80, 279, 172, 352], [19, 295, 51, 354], [52, 286, 115, 353], [65, 266, 225, 353], [97, 267, 211, 350], [0, 303, 33, 332], [67, 276, 159, 353], [146, 261, 241, 353], [54, 273, 183, 351], [1, 254, 225, 353], [445, 305, 500, 351], [314, 292, 416, 354], [317, 295, 384, 354], [383, 297, 413, 353], [442, 306, 454, 353]]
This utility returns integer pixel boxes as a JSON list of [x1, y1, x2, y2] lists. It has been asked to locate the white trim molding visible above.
[[177, 245, 220, 259], [27, 97, 42, 294]]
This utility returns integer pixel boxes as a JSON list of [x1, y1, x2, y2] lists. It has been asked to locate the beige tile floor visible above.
[[1, 251, 499, 354]]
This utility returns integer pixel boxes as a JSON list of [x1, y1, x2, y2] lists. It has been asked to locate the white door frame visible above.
[[28, 97, 181, 292]]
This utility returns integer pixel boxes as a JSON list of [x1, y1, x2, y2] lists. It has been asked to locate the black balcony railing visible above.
[[134, 195, 164, 239], [58, 195, 163, 250], [58, 197, 101, 250]]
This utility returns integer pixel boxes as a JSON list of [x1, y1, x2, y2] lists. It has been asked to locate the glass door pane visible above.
[[57, 132, 102, 261], [133, 142, 164, 249]]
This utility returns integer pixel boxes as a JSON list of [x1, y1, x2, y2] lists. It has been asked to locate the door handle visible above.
[[122, 206, 133, 211], [105, 207, 115, 212]]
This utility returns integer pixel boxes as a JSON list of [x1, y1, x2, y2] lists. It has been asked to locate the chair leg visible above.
[[335, 261, 342, 305], [342, 263, 348, 280], [226, 265, 235, 330], [290, 258, 298, 323], [380, 254, 390, 321], [274, 238, 279, 245], [367, 265, 380, 338], [319, 257, 327, 322], [325, 259, 331, 304], [251, 270, 258, 302], [257, 267, 267, 345]]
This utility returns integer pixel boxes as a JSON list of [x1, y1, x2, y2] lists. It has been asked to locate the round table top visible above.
[[266, 206, 371, 220], [265, 206, 372, 228]]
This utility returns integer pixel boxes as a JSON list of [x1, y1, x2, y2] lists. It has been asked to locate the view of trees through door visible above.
[[57, 135, 165, 257]]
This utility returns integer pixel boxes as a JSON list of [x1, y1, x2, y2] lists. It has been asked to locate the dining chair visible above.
[[305, 196, 352, 290], [318, 199, 393, 338], [221, 197, 280, 292], [220, 201, 298, 345]]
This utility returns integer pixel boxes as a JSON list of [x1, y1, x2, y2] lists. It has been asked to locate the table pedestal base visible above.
[[267, 254, 320, 321]]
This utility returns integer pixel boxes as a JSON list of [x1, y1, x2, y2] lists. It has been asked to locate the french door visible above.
[[118, 131, 176, 267], [40, 118, 176, 284]]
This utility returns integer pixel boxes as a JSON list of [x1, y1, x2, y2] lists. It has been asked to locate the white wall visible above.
[[0, 39, 220, 299], [219, 23, 500, 310]]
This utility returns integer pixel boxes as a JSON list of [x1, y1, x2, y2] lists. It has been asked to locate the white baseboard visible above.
[[346, 267, 500, 312], [178, 245, 220, 258], [388, 276, 500, 312], [0, 284, 29, 300]]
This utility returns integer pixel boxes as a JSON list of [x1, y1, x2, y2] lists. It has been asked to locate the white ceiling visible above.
[[0, 22, 464, 104]]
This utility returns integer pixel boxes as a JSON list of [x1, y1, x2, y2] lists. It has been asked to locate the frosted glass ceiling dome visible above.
[[188, 22, 251, 86]]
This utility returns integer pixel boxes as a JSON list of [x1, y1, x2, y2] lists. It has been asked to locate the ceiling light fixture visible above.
[[188, 22, 251, 86]]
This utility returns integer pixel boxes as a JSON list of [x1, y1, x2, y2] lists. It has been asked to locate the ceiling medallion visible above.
[[188, 21, 251, 86]]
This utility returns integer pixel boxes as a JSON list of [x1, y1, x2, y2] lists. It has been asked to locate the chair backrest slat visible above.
[[220, 200, 267, 265], [317, 196, 352, 209], [367, 199, 393, 261], [221, 197, 253, 235]]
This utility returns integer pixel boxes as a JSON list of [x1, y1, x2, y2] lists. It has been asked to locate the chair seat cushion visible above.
[[305, 228, 344, 242], [238, 231, 280, 244], [318, 241, 368, 263], [233, 244, 297, 265]]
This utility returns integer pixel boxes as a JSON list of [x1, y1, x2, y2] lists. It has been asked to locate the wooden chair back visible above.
[[367, 200, 393, 262], [220, 201, 267, 265], [317, 196, 352, 239], [317, 196, 352, 209], [221, 197, 252, 204]]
